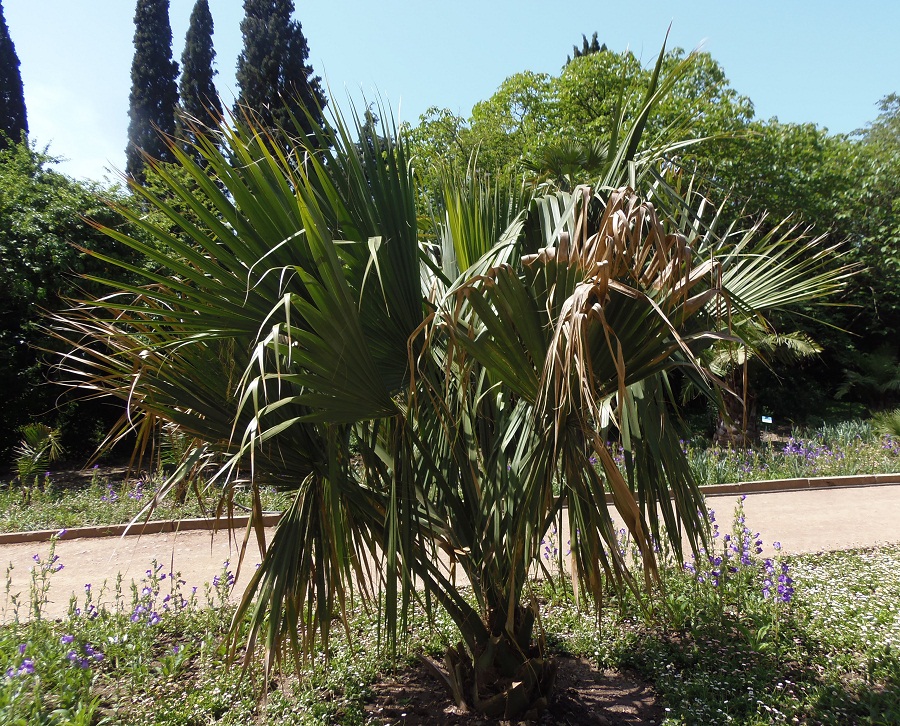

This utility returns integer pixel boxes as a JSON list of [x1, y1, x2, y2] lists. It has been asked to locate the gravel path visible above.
[[2, 484, 898, 621]]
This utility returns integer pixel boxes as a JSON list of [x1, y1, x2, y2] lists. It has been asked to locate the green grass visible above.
[[1, 500, 898, 724], [0, 471, 290, 534], [683, 419, 900, 487]]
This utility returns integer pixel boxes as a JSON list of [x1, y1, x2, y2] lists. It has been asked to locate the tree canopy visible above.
[[0, 142, 134, 459], [178, 0, 222, 144], [407, 47, 754, 189], [234, 0, 326, 136], [0, 0, 27, 147], [849, 93, 900, 333], [126, 0, 179, 181]]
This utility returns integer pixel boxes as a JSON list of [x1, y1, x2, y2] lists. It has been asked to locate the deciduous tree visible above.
[[0, 143, 133, 459]]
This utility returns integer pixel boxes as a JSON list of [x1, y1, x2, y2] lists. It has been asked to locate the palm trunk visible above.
[[714, 365, 759, 447], [427, 603, 557, 718]]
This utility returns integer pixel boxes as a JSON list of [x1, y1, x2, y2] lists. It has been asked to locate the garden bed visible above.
[[0, 464, 290, 535], [1, 499, 898, 724]]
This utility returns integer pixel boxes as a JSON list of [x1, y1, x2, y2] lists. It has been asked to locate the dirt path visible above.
[[2, 484, 898, 621], [707, 484, 900, 553], [0, 526, 265, 621]]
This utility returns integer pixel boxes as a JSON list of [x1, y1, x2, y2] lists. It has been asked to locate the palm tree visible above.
[[710, 328, 822, 445], [664, 198, 856, 447], [50, 48, 851, 718]]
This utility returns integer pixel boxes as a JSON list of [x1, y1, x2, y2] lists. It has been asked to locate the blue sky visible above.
[[5, 0, 899, 182]]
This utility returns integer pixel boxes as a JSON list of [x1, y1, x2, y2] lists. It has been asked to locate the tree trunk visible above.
[[714, 366, 759, 447], [425, 603, 558, 719]]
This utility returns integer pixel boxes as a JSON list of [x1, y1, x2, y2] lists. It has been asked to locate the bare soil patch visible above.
[[364, 657, 664, 725], [27, 463, 141, 490]]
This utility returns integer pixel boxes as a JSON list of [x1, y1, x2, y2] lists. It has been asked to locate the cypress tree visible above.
[[178, 0, 222, 146], [0, 0, 27, 146], [567, 32, 607, 64], [126, 0, 179, 181], [234, 0, 327, 137]]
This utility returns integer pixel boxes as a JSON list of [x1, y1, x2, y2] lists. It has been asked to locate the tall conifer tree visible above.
[[0, 0, 27, 146], [234, 0, 326, 136], [126, 0, 179, 181], [179, 0, 222, 145], [566, 31, 607, 64]]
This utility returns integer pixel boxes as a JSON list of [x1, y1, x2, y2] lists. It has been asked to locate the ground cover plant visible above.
[[684, 420, 900, 487], [0, 468, 288, 534], [593, 502, 900, 724], [0, 532, 458, 725], [1, 501, 898, 724]]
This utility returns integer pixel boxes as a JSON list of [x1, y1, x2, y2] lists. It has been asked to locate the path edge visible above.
[[1, 473, 897, 545], [0, 513, 281, 545]]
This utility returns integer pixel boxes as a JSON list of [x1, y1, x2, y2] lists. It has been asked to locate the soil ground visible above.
[[364, 657, 664, 725]]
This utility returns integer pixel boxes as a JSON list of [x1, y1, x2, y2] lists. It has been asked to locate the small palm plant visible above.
[[14, 423, 63, 485], [50, 46, 852, 718], [873, 408, 900, 439]]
